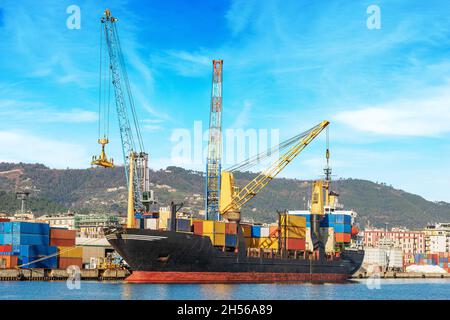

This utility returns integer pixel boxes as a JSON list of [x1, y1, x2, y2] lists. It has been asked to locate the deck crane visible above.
[[91, 9, 152, 228], [219, 120, 329, 222], [205, 60, 223, 221]]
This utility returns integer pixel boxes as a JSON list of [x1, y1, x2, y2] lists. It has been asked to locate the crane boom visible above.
[[96, 9, 150, 215], [219, 120, 329, 221]]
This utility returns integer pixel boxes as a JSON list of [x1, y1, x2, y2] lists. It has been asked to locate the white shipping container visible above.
[[145, 218, 159, 230], [260, 227, 270, 238], [386, 248, 403, 269], [363, 247, 387, 268]]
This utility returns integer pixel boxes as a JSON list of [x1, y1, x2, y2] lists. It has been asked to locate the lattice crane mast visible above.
[[91, 9, 151, 227], [205, 60, 223, 221]]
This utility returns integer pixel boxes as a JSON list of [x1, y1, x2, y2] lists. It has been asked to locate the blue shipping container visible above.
[[225, 234, 237, 247], [334, 224, 352, 233], [251, 226, 261, 238], [0, 233, 49, 245], [12, 245, 57, 257], [333, 214, 351, 225], [18, 256, 57, 269], [0, 222, 49, 235]]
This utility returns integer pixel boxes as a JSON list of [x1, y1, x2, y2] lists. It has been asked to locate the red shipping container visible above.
[[225, 223, 238, 235], [286, 238, 305, 250], [0, 218, 10, 222], [50, 238, 76, 247], [0, 255, 18, 268], [50, 228, 76, 240], [335, 233, 351, 243], [193, 221, 203, 235], [58, 257, 83, 269], [0, 245, 12, 253]]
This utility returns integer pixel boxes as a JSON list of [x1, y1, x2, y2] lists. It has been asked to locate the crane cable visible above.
[[226, 125, 317, 173]]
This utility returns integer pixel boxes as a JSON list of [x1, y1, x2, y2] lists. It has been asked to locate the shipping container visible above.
[[12, 245, 57, 257], [0, 218, 10, 222], [50, 228, 76, 240], [0, 244, 12, 252], [202, 220, 214, 234], [333, 224, 351, 233], [18, 256, 57, 269], [144, 218, 158, 230], [335, 232, 351, 243], [158, 210, 170, 230], [214, 221, 226, 234], [281, 215, 306, 228], [57, 246, 83, 258], [280, 226, 306, 239], [333, 214, 351, 225], [81, 246, 106, 264], [251, 225, 261, 238], [0, 233, 49, 246], [225, 223, 237, 235], [0, 222, 49, 235], [0, 255, 17, 268], [58, 257, 83, 269], [286, 238, 305, 251], [192, 220, 203, 235], [254, 237, 278, 250], [167, 219, 191, 232], [50, 238, 75, 247], [225, 234, 237, 247], [269, 225, 278, 235], [214, 233, 226, 247]]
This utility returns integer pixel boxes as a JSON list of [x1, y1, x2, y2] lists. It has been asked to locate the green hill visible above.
[[0, 162, 448, 229]]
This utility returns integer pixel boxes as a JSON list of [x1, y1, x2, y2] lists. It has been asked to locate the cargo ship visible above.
[[105, 224, 364, 283]]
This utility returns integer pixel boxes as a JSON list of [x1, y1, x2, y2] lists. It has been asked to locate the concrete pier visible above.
[[353, 271, 450, 279], [0, 268, 130, 281]]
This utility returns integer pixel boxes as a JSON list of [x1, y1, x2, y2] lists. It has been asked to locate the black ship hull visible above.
[[106, 228, 364, 283]]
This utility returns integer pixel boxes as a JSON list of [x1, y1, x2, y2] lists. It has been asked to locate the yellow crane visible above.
[[219, 120, 329, 222]]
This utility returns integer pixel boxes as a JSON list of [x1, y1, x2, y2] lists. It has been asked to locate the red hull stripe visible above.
[[125, 271, 349, 283]]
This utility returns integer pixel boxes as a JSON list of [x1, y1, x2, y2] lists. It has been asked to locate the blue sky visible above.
[[0, 0, 449, 202]]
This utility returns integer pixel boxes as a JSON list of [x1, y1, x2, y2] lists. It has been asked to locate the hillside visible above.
[[0, 162, 449, 229]]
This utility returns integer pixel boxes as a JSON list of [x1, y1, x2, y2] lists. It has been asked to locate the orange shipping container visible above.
[[50, 228, 76, 240], [240, 224, 252, 238], [0, 255, 18, 269], [335, 233, 351, 243], [225, 223, 238, 235], [50, 238, 75, 247], [58, 257, 82, 269], [192, 221, 203, 235], [286, 238, 305, 251], [269, 226, 278, 235]]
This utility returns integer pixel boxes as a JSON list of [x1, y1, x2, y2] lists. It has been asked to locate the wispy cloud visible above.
[[0, 130, 89, 168], [151, 50, 211, 77], [334, 84, 450, 137]]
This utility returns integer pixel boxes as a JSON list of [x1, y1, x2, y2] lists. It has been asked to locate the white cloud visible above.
[[0, 130, 89, 168], [0, 100, 97, 123], [334, 85, 450, 137], [151, 50, 211, 77]]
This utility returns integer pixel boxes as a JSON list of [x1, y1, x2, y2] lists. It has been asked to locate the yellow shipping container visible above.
[[58, 246, 83, 258], [158, 210, 170, 230], [202, 220, 215, 234], [214, 233, 226, 247], [257, 237, 279, 250], [281, 226, 306, 239], [214, 221, 226, 234], [280, 215, 306, 228]]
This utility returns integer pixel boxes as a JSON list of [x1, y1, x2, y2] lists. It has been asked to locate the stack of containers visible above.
[[50, 228, 82, 269], [193, 220, 238, 247], [0, 222, 57, 269], [225, 222, 238, 247], [332, 214, 351, 244], [414, 253, 450, 272], [250, 225, 278, 249], [240, 224, 252, 248], [280, 215, 306, 251], [0, 244, 18, 268]]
